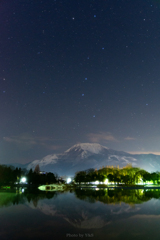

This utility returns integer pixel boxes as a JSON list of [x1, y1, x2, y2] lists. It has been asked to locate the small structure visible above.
[[39, 171, 47, 175], [38, 184, 65, 191]]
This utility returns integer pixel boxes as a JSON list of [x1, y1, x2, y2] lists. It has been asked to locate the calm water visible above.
[[1, 187, 160, 240]]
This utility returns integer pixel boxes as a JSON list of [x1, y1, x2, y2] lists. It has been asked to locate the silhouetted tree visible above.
[[34, 164, 40, 174]]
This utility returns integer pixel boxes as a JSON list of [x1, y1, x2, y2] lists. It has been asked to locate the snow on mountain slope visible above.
[[27, 154, 58, 170], [25, 143, 160, 175], [108, 155, 137, 165], [63, 143, 110, 160], [26, 143, 111, 171], [65, 143, 108, 154]]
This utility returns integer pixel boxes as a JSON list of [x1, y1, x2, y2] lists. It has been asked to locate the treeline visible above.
[[27, 169, 57, 185], [0, 164, 57, 185], [74, 164, 160, 185], [0, 165, 25, 185]]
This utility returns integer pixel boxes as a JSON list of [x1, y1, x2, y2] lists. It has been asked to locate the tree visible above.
[[143, 173, 151, 183], [135, 169, 149, 184], [150, 172, 159, 184], [34, 164, 40, 174], [74, 171, 86, 184], [121, 175, 130, 185], [107, 174, 114, 182]]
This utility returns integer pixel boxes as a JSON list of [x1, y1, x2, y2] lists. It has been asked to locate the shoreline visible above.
[[75, 185, 160, 189]]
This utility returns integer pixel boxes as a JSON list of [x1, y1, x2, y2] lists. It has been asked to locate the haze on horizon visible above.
[[1, 0, 160, 165]]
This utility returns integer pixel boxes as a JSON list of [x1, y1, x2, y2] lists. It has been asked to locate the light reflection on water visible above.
[[1, 188, 160, 239]]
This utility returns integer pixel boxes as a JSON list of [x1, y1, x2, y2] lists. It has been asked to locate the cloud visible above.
[[130, 214, 160, 219], [128, 151, 160, 155], [87, 132, 118, 143], [4, 136, 36, 145], [124, 137, 136, 141], [3, 134, 61, 150]]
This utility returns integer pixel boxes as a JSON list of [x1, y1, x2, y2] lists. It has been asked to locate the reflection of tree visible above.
[[0, 192, 25, 207], [145, 190, 160, 199], [0, 189, 57, 208], [24, 189, 57, 207], [74, 188, 160, 205]]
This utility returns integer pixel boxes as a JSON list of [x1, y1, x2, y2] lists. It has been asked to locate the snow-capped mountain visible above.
[[25, 143, 160, 176]]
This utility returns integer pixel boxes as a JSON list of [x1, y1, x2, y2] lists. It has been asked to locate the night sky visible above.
[[1, 0, 160, 164]]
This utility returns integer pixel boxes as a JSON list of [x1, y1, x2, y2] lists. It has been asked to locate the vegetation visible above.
[[1, 163, 160, 187], [74, 164, 160, 185], [0, 164, 58, 185]]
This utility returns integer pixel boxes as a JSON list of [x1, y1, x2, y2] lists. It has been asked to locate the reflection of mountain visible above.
[[25, 188, 160, 229], [23, 143, 160, 176], [25, 189, 147, 229], [26, 192, 112, 229], [64, 215, 110, 229], [3, 188, 160, 230]]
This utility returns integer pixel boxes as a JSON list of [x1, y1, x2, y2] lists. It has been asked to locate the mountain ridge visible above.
[[4, 143, 160, 176]]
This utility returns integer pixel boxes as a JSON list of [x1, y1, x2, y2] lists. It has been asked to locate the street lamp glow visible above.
[[21, 177, 26, 183], [67, 178, 71, 184], [104, 179, 108, 184]]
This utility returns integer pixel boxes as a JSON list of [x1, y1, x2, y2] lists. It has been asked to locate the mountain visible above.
[[7, 162, 32, 169], [24, 143, 160, 176]]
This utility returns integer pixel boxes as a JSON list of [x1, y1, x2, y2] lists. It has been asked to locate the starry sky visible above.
[[1, 0, 160, 164]]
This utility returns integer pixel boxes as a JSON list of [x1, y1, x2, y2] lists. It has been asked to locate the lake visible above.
[[1, 187, 160, 239]]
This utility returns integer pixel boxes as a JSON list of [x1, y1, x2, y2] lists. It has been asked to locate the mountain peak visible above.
[[65, 143, 109, 154], [22, 143, 160, 176]]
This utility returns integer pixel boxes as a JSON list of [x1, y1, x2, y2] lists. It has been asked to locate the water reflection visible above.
[[0, 188, 57, 208], [1, 188, 160, 239], [1, 187, 160, 209], [74, 188, 152, 205], [0, 188, 160, 207]]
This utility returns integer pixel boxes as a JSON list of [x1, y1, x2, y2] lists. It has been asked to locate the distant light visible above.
[[21, 177, 26, 183], [94, 15, 96, 17], [104, 179, 108, 184], [95, 181, 99, 185], [67, 178, 71, 184]]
